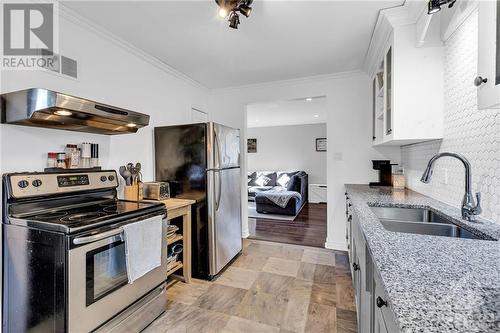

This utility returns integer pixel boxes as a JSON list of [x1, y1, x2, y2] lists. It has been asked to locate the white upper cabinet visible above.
[[477, 0, 500, 109], [368, 9, 444, 146]]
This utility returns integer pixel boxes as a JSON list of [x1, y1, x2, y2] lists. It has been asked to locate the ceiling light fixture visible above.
[[306, 98, 313, 102], [314, 115, 319, 118], [238, 4, 252, 18], [427, 0, 456, 15], [126, 123, 137, 128], [215, 0, 253, 29], [54, 110, 72, 116], [218, 8, 228, 18], [228, 11, 240, 29]]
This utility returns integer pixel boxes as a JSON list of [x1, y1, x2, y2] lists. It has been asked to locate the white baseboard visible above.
[[325, 239, 347, 251]]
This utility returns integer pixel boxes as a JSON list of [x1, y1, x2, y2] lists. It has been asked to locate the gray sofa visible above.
[[248, 171, 308, 216]]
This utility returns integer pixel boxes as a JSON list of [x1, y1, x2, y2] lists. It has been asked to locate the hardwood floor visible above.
[[248, 203, 327, 248], [147, 239, 357, 333]]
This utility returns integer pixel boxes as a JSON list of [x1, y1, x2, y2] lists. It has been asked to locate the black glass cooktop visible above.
[[16, 199, 165, 233]]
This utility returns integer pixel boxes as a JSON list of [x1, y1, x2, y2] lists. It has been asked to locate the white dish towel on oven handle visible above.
[[123, 215, 163, 284]]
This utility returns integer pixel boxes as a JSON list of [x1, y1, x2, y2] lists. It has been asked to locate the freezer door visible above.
[[154, 124, 207, 198], [207, 167, 242, 276], [208, 122, 240, 169]]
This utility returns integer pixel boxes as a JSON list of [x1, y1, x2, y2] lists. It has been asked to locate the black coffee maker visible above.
[[369, 160, 397, 186]]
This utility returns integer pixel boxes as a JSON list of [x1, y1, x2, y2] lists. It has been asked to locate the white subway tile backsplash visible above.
[[401, 10, 500, 224]]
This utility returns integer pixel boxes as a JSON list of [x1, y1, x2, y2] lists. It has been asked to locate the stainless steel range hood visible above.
[[0, 88, 150, 135]]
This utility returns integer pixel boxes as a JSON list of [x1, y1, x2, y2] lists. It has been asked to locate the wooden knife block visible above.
[[124, 183, 144, 201]]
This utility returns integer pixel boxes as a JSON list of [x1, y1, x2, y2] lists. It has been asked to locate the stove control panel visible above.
[[8, 171, 119, 198], [57, 175, 90, 187]]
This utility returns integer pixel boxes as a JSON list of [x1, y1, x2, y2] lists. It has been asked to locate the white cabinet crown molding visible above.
[[363, 0, 429, 76]]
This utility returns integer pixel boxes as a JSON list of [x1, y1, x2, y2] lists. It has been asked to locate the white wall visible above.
[[247, 123, 327, 184], [401, 9, 500, 224], [210, 71, 401, 249], [0, 7, 210, 185]]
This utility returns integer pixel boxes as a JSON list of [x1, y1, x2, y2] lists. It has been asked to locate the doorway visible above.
[[245, 96, 328, 248]]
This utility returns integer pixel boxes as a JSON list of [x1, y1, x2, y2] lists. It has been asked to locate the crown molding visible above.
[[211, 70, 366, 94], [57, 1, 209, 92], [363, 12, 393, 76], [363, 0, 428, 76]]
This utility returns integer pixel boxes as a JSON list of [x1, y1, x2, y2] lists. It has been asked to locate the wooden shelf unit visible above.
[[167, 234, 183, 246], [146, 198, 195, 284], [167, 261, 183, 276]]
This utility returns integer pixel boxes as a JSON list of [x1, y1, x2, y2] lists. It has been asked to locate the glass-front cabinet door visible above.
[[477, 0, 500, 109], [372, 77, 376, 141], [385, 47, 393, 135]]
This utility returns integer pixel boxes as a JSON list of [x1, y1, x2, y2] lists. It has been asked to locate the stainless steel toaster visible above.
[[143, 182, 170, 200]]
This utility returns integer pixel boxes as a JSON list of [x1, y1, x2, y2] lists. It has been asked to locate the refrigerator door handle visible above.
[[214, 129, 223, 169], [214, 130, 223, 211], [215, 170, 222, 211]]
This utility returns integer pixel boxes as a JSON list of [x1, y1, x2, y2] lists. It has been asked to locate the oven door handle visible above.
[[73, 228, 123, 245]]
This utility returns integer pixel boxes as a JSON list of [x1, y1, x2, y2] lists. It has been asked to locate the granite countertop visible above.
[[345, 184, 500, 333]]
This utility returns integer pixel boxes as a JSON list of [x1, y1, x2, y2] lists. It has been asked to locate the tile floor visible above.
[[145, 239, 357, 333]]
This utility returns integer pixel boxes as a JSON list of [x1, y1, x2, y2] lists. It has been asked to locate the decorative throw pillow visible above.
[[262, 172, 277, 186], [277, 173, 290, 188], [277, 171, 299, 188], [248, 172, 257, 186], [255, 175, 271, 186]]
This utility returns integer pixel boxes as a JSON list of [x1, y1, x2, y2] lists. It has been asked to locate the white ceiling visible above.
[[63, 1, 403, 89], [247, 96, 327, 128]]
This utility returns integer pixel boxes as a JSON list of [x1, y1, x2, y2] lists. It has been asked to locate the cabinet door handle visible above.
[[352, 263, 360, 271], [376, 296, 387, 308], [474, 76, 488, 87]]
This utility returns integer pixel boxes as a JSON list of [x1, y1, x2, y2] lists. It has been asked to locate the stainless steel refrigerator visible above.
[[154, 122, 242, 279]]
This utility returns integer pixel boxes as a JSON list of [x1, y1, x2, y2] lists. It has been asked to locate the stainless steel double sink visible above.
[[370, 206, 484, 240]]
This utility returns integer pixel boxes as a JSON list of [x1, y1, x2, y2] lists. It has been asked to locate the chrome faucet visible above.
[[420, 152, 482, 221]]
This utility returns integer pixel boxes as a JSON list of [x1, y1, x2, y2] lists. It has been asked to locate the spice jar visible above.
[[90, 143, 99, 168], [80, 143, 91, 168], [57, 153, 66, 168], [65, 144, 79, 168], [47, 152, 57, 168]]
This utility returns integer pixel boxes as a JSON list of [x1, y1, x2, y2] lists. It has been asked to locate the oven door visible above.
[[68, 214, 167, 333]]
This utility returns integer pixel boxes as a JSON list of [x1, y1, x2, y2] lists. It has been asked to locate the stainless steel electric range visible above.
[[2, 170, 168, 333]]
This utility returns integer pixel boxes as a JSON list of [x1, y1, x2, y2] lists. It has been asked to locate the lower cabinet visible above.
[[347, 197, 399, 333], [351, 213, 372, 333], [373, 270, 399, 333], [374, 306, 388, 333], [345, 194, 353, 263]]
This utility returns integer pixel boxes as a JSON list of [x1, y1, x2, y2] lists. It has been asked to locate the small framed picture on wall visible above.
[[316, 138, 327, 152], [248, 138, 257, 153]]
